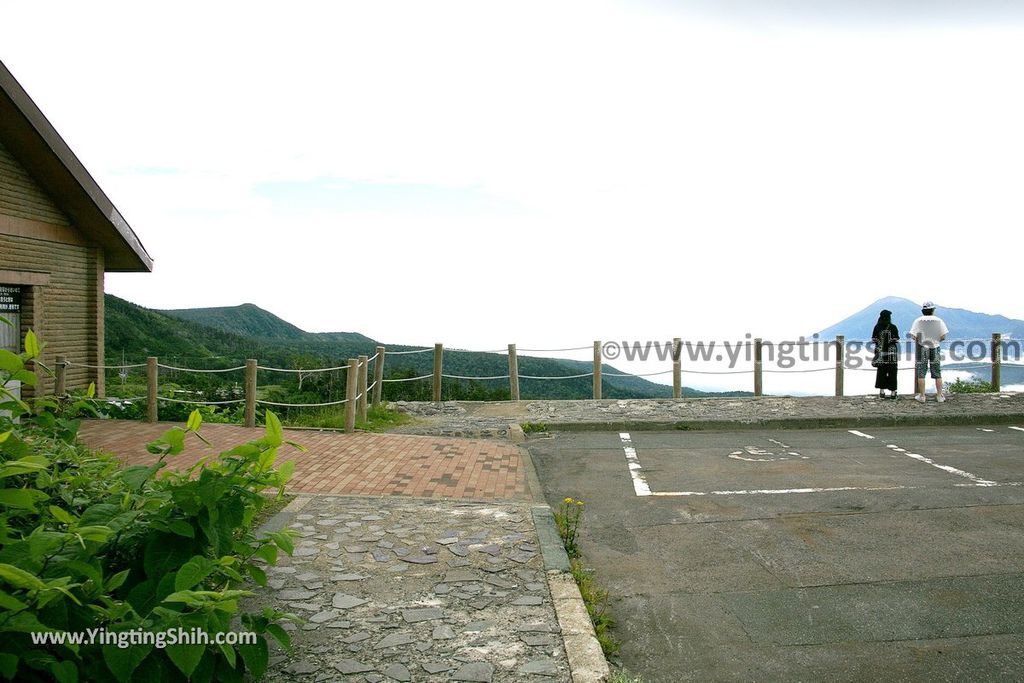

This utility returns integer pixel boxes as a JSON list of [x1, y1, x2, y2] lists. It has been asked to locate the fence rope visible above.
[[519, 372, 594, 380], [257, 364, 349, 374], [441, 374, 510, 381], [603, 369, 674, 377], [156, 396, 246, 405], [66, 361, 148, 370], [382, 374, 434, 383], [158, 363, 246, 374], [518, 345, 592, 353], [256, 397, 350, 407], [385, 348, 434, 355]]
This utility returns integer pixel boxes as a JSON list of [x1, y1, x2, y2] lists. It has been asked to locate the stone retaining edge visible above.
[[532, 506, 610, 683], [544, 411, 1024, 433]]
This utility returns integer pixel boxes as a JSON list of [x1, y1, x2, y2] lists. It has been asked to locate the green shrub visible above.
[[948, 377, 994, 394], [1, 331, 301, 682]]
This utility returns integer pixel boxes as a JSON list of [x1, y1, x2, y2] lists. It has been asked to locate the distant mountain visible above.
[[161, 303, 376, 346], [109, 296, 742, 399], [815, 296, 1024, 342]]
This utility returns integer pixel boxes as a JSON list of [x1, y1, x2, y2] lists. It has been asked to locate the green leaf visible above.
[[159, 428, 187, 456], [143, 533, 192, 579], [264, 623, 291, 650], [168, 520, 195, 538], [24, 330, 40, 359], [102, 642, 152, 683], [0, 488, 47, 510], [48, 505, 75, 525], [174, 556, 216, 592], [236, 639, 268, 679], [264, 410, 283, 447], [267, 530, 294, 555], [75, 525, 113, 543], [86, 382, 96, 399], [10, 369, 36, 386], [0, 563, 46, 591], [50, 659, 78, 683], [0, 653, 17, 679], [78, 503, 119, 527], [277, 459, 295, 483], [0, 455, 50, 479], [119, 463, 163, 491], [218, 642, 236, 669], [165, 642, 206, 679], [106, 569, 130, 592], [0, 349, 22, 373], [253, 544, 277, 566], [186, 409, 203, 433], [245, 564, 267, 587], [0, 589, 27, 611]]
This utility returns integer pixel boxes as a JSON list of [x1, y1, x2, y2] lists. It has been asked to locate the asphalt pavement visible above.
[[528, 424, 1024, 682]]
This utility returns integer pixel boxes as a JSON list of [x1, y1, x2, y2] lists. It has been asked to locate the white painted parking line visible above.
[[1010, 426, 1024, 433], [885, 444, 997, 486], [620, 429, 1010, 498], [651, 484, 918, 497], [619, 433, 652, 497], [978, 428, 995, 432]]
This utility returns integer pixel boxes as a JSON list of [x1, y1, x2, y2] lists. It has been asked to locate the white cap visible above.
[[922, 301, 936, 309]]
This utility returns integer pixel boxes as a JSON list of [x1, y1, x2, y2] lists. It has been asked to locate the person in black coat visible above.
[[872, 309, 899, 399]]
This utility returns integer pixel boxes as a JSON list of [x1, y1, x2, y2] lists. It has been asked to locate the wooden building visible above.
[[0, 59, 152, 397]]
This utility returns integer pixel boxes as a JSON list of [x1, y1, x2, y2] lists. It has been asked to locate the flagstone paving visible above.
[[251, 496, 570, 682]]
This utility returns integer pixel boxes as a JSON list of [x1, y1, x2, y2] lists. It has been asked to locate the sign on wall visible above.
[[0, 285, 21, 313]]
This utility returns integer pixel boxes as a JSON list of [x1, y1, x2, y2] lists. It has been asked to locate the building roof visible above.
[[0, 59, 153, 272]]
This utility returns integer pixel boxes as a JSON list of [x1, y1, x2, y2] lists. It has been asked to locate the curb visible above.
[[543, 411, 1024, 433], [532, 506, 610, 683]]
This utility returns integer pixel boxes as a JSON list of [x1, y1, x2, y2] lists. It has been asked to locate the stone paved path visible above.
[[251, 496, 570, 682], [78, 421, 527, 499]]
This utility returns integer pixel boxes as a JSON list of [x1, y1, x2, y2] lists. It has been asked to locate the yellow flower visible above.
[[576, 500, 585, 507], [564, 497, 574, 504]]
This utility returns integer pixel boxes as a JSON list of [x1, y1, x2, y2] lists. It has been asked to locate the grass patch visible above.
[[949, 377, 995, 394], [521, 421, 549, 434], [282, 403, 411, 432], [571, 558, 620, 656], [356, 403, 413, 432], [254, 492, 296, 528], [610, 669, 646, 683], [554, 495, 622, 658]]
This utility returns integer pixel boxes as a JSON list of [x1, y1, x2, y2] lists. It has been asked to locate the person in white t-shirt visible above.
[[910, 301, 949, 403]]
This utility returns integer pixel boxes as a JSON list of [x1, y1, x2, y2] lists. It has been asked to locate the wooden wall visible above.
[[0, 140, 104, 396]]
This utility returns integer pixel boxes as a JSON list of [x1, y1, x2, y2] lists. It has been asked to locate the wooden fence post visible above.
[[433, 343, 443, 402], [147, 356, 158, 423], [244, 359, 257, 428], [992, 333, 1002, 391], [835, 335, 845, 397], [593, 341, 602, 400], [508, 344, 520, 401], [55, 355, 67, 396], [358, 355, 368, 422], [754, 338, 763, 397], [672, 337, 682, 399], [372, 346, 385, 406], [345, 358, 358, 433]]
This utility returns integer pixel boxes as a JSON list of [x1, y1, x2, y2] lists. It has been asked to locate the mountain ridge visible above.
[[815, 296, 1024, 341]]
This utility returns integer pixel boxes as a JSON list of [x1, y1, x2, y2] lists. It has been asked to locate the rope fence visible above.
[[52, 333, 1019, 432]]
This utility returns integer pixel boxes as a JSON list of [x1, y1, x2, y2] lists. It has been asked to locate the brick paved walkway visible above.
[[77, 421, 528, 500]]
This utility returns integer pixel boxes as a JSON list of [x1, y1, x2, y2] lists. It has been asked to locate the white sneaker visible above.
[[915, 394, 926, 403], [936, 393, 946, 403]]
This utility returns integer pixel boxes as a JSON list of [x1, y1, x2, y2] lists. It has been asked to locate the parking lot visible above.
[[528, 425, 1024, 682]]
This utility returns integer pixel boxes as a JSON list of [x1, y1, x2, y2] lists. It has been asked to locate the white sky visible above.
[[3, 0, 1023, 356]]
